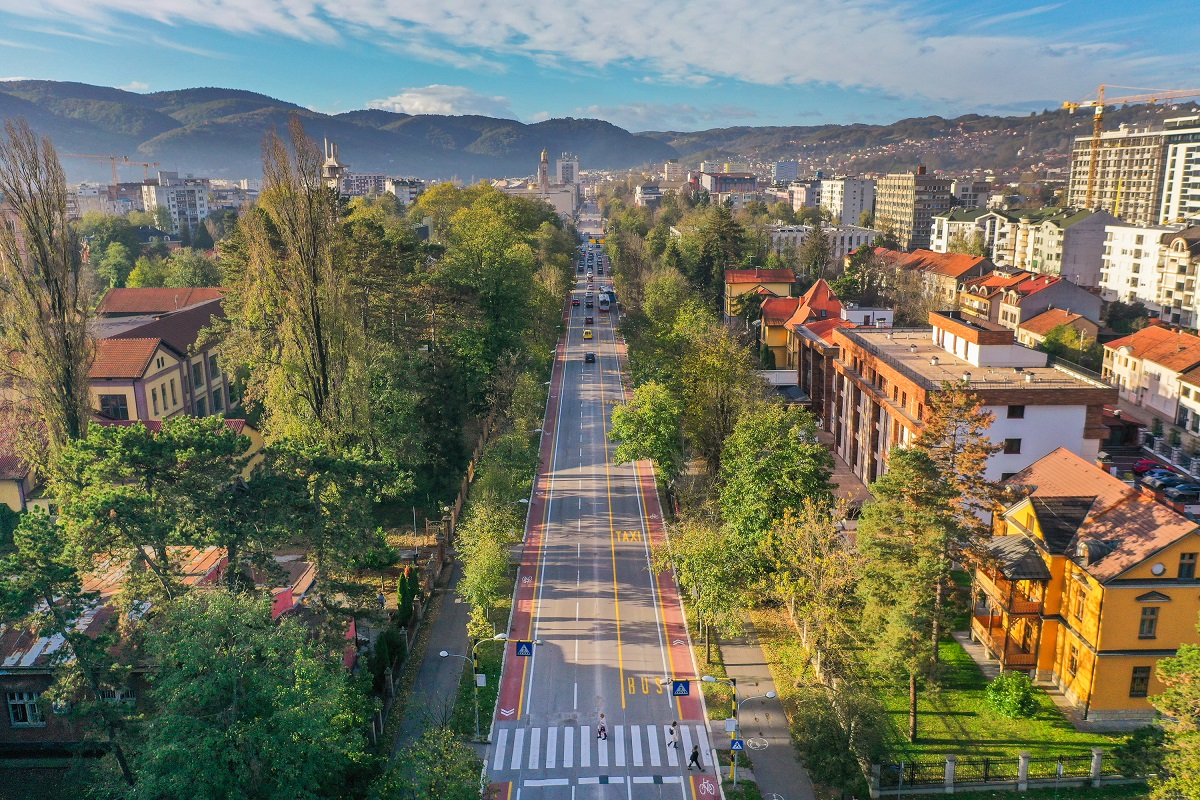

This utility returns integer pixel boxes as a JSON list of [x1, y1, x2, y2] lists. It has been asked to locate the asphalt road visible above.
[[487, 264, 719, 800]]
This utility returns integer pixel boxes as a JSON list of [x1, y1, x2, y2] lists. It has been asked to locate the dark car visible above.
[[1165, 483, 1200, 501], [1132, 459, 1162, 475], [577, 265, 584, 272], [572, 298, 580, 306], [598, 268, 604, 275], [586, 300, 594, 308], [584, 352, 596, 363], [585, 315, 594, 324], [1145, 473, 1190, 491], [1141, 469, 1176, 482]]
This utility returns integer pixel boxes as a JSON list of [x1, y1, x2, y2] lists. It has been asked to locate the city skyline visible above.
[[0, 0, 1195, 131]]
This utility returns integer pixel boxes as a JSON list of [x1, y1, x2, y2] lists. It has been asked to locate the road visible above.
[[487, 258, 721, 800]]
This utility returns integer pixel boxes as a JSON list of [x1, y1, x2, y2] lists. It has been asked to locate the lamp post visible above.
[[439, 633, 508, 740], [702, 675, 776, 786]]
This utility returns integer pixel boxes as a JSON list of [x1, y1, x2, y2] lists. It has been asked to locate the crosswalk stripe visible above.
[[631, 724, 644, 767], [580, 726, 591, 768], [680, 724, 694, 763], [614, 725, 626, 767], [493, 728, 509, 772], [563, 726, 573, 769], [528, 727, 541, 770], [510, 727, 525, 771], [598, 728, 609, 767], [546, 726, 557, 769], [647, 724, 661, 767], [695, 724, 712, 767], [665, 726, 679, 767]]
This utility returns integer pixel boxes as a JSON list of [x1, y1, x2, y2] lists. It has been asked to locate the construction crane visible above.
[[1063, 85, 1200, 209], [59, 153, 161, 188]]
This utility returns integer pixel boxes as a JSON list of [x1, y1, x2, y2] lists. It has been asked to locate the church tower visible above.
[[537, 148, 550, 197]]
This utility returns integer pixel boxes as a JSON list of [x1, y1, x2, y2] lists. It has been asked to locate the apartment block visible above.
[[1103, 325, 1200, 429], [699, 172, 757, 195], [769, 223, 880, 263], [820, 177, 875, 226], [772, 161, 800, 183], [875, 167, 953, 250], [952, 179, 993, 209], [141, 172, 209, 235], [1067, 124, 1166, 225]]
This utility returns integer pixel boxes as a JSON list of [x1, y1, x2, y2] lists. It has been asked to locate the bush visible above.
[[1112, 725, 1165, 777], [985, 670, 1039, 718]]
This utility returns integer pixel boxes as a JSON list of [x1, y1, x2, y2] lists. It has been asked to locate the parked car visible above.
[[1165, 483, 1200, 501], [1145, 473, 1191, 490], [1141, 469, 1176, 483], [1132, 459, 1162, 475], [584, 352, 596, 363]]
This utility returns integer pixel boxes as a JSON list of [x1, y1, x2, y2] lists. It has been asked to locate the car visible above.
[[586, 300, 594, 308], [585, 315, 594, 324], [583, 329, 593, 339], [584, 352, 596, 363], [577, 265, 584, 272], [1165, 483, 1200, 500], [1142, 468, 1176, 482], [572, 298, 580, 306], [587, 275, 594, 282], [1145, 473, 1190, 490], [1132, 459, 1162, 475], [598, 268, 604, 274]]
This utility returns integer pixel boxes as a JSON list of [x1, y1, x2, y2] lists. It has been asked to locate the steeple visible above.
[[537, 147, 550, 197]]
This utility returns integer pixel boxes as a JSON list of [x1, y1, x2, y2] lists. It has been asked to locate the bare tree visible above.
[[0, 118, 92, 457]]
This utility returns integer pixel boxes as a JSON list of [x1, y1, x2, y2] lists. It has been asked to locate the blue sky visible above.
[[0, 0, 1194, 131]]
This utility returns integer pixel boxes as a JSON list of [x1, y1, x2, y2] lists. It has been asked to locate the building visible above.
[[141, 172, 209, 236], [875, 167, 953, 251], [699, 172, 757, 195], [664, 160, 686, 182], [788, 179, 822, 210], [768, 224, 881, 263], [1067, 124, 1166, 225], [723, 268, 795, 321], [772, 161, 800, 183], [1016, 308, 1100, 350], [952, 179, 993, 209], [1013, 209, 1118, 288], [820, 177, 875, 226], [339, 173, 388, 197], [634, 183, 663, 209], [994, 274, 1102, 332], [1099, 223, 1181, 310], [385, 178, 425, 206], [759, 296, 800, 367], [831, 311, 1116, 484], [789, 316, 856, 430], [972, 448, 1200, 721], [958, 270, 1038, 324], [876, 248, 992, 310], [1102, 325, 1200, 430], [321, 139, 347, 190], [556, 153, 579, 185], [537, 149, 550, 197], [930, 208, 1014, 261], [1160, 116, 1200, 225]]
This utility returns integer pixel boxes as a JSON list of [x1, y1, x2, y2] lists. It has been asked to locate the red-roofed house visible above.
[[958, 269, 1035, 323], [875, 248, 992, 309], [758, 296, 799, 367], [996, 273, 1101, 331], [723, 268, 795, 320], [95, 287, 225, 317], [1016, 308, 1100, 350], [1103, 326, 1200, 428]]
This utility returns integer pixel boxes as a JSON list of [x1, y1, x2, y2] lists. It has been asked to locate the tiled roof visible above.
[[724, 268, 796, 284], [1004, 448, 1198, 582], [1009, 274, 1062, 299], [0, 453, 28, 481], [804, 317, 856, 343], [1019, 308, 1085, 337], [875, 248, 991, 279], [89, 338, 164, 379], [1165, 226, 1200, 257], [108, 298, 225, 356], [784, 279, 842, 328], [96, 287, 224, 316], [1105, 326, 1200, 373], [760, 297, 800, 326]]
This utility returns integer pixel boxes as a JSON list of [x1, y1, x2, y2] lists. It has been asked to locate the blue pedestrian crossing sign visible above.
[[515, 640, 534, 657], [672, 680, 691, 696], [730, 739, 745, 751]]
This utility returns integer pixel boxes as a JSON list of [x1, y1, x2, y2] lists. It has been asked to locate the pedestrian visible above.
[[597, 713, 608, 740], [687, 743, 701, 770], [668, 721, 680, 748]]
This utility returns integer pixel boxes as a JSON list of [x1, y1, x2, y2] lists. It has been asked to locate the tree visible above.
[[1151, 620, 1200, 800], [164, 248, 221, 287], [1038, 323, 1102, 370], [125, 256, 169, 288], [610, 380, 684, 484], [797, 218, 833, 281], [947, 230, 989, 258], [858, 209, 875, 228], [0, 118, 93, 455], [1106, 300, 1151, 334], [456, 499, 522, 630], [856, 448, 955, 742], [369, 726, 482, 800], [719, 402, 833, 549], [96, 241, 134, 288], [831, 245, 883, 306], [679, 318, 763, 474], [134, 591, 373, 800]]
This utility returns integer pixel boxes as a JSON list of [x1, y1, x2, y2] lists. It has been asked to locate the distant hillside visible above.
[[641, 103, 1200, 176], [0, 80, 677, 181]]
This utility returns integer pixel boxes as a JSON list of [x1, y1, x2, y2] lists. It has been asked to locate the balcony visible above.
[[975, 568, 1044, 616], [972, 615, 1038, 668]]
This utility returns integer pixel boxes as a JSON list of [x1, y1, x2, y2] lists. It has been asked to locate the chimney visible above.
[[930, 356, 940, 366]]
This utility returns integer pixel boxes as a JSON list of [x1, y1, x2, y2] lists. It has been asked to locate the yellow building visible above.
[[973, 447, 1200, 721], [759, 296, 799, 367], [723, 268, 796, 321]]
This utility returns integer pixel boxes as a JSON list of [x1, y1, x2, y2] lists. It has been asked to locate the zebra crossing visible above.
[[491, 722, 713, 774]]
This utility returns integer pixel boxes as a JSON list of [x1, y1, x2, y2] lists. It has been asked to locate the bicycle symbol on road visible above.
[[521, 576, 533, 585], [696, 778, 717, 796], [747, 737, 769, 750]]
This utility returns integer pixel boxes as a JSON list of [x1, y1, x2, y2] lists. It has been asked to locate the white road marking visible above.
[[696, 724, 713, 767], [563, 726, 574, 769], [510, 727, 525, 771], [493, 728, 508, 772], [575, 602, 579, 621], [614, 725, 625, 767], [598, 730, 609, 767], [524, 779, 569, 787], [665, 725, 679, 767], [680, 724, 694, 761], [647, 723, 662, 767], [631, 724, 643, 767], [573, 681, 578, 709], [528, 726, 541, 769], [580, 727, 591, 768], [545, 726, 557, 769]]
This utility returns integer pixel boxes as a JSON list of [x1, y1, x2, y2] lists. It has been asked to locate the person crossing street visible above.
[[688, 743, 702, 770]]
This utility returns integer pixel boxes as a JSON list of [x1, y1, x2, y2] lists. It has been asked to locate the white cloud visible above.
[[117, 80, 149, 91], [572, 102, 759, 131], [0, 0, 1175, 106], [366, 85, 515, 118]]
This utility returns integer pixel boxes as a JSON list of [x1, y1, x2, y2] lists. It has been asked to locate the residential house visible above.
[[958, 270, 1036, 324], [1102, 325, 1200, 429], [930, 207, 1014, 260], [995, 274, 1102, 332], [1013, 209, 1118, 288], [759, 297, 800, 368], [973, 448, 1200, 721], [831, 311, 1117, 484], [876, 248, 992, 310], [0, 452, 32, 514], [95, 287, 224, 318], [1099, 223, 1181, 314], [1016, 308, 1100, 350], [723, 268, 795, 321], [769, 224, 881, 264]]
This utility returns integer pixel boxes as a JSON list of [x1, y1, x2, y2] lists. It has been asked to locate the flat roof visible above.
[[837, 328, 1113, 392]]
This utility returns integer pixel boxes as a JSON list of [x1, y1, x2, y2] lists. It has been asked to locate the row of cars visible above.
[[1133, 458, 1200, 509]]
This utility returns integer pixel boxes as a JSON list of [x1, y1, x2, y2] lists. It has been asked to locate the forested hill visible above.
[[0, 80, 677, 181], [641, 102, 1200, 175]]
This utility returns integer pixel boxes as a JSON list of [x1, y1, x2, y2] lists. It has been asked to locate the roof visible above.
[[961, 270, 1033, 296], [1003, 448, 1199, 582], [0, 453, 28, 481], [803, 317, 856, 343], [761, 297, 800, 326], [1019, 308, 1087, 337], [1006, 273, 1063, 301], [1165, 226, 1200, 258], [784, 279, 842, 328], [1030, 496, 1097, 555], [874, 248, 991, 279], [724, 268, 796, 285], [987, 535, 1052, 581], [108, 298, 224, 355], [96, 287, 224, 316], [1105, 326, 1200, 373], [89, 338, 165, 379]]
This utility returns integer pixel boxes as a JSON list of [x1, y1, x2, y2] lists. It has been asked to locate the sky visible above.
[[0, 0, 1195, 132]]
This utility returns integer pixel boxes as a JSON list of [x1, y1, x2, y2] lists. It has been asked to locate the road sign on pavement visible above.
[[515, 641, 534, 657], [730, 739, 745, 751], [672, 680, 691, 696]]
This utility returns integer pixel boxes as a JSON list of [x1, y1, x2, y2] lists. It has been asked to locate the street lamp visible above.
[[701, 676, 776, 785], [440, 633, 509, 740]]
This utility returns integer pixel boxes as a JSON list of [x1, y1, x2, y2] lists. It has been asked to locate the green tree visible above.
[[797, 218, 833, 281], [856, 448, 955, 742], [125, 256, 169, 288], [719, 403, 833, 548], [946, 230, 989, 258], [77, 212, 142, 258], [1038, 323, 1102, 369], [831, 245, 883, 306], [610, 380, 684, 483], [135, 590, 373, 800], [0, 118, 93, 455], [1106, 300, 1151, 334], [96, 241, 134, 288], [770, 202, 797, 224], [369, 726, 482, 800], [858, 209, 875, 228], [456, 499, 521, 629], [164, 247, 221, 287], [1151, 619, 1200, 800]]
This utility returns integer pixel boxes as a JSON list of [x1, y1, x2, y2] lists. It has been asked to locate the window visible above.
[[1139, 607, 1159, 639], [1067, 645, 1079, 677], [1130, 666, 1151, 698], [169, 379, 177, 406], [195, 397, 207, 417], [212, 388, 224, 413], [1000, 472, 1017, 481], [151, 388, 159, 415], [98, 688, 136, 703], [98, 394, 129, 421], [7, 692, 44, 726], [1071, 585, 1086, 620], [1007, 405, 1026, 419], [1180, 553, 1197, 580], [1003, 438, 1022, 455], [156, 356, 165, 370], [191, 361, 204, 388]]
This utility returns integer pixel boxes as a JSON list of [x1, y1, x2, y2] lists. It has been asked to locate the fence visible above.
[[870, 749, 1139, 797]]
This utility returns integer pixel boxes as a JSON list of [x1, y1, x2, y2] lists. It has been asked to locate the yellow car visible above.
[[583, 329, 593, 340]]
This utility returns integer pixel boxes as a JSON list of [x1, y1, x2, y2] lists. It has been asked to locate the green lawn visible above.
[[944, 783, 1148, 800], [450, 569, 514, 739], [882, 639, 1122, 762]]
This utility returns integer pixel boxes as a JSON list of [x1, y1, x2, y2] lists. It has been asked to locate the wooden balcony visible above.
[[972, 615, 1038, 668], [975, 568, 1044, 616]]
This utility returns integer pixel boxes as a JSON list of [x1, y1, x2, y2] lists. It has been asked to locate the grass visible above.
[[944, 783, 1148, 800], [450, 570, 515, 739], [881, 639, 1123, 762]]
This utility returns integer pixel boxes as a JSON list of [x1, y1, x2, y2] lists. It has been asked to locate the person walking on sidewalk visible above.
[[688, 744, 702, 770], [597, 713, 608, 740], [668, 721, 681, 748]]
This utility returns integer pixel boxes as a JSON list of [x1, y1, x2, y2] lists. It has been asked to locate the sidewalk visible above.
[[390, 560, 470, 757], [719, 619, 817, 800]]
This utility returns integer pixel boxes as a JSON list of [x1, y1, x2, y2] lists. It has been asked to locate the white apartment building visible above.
[[930, 208, 1013, 260], [663, 160, 686, 182], [1067, 124, 1165, 226], [556, 153, 579, 185], [340, 173, 388, 197], [773, 161, 800, 183], [385, 178, 426, 206], [1100, 223, 1189, 320], [769, 224, 881, 263], [1160, 116, 1200, 226], [788, 180, 822, 210], [141, 172, 209, 235], [952, 179, 992, 209], [1015, 209, 1117, 288], [820, 177, 875, 226]]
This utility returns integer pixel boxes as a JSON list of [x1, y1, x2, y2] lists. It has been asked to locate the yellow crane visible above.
[[59, 153, 161, 188], [1063, 85, 1200, 209]]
